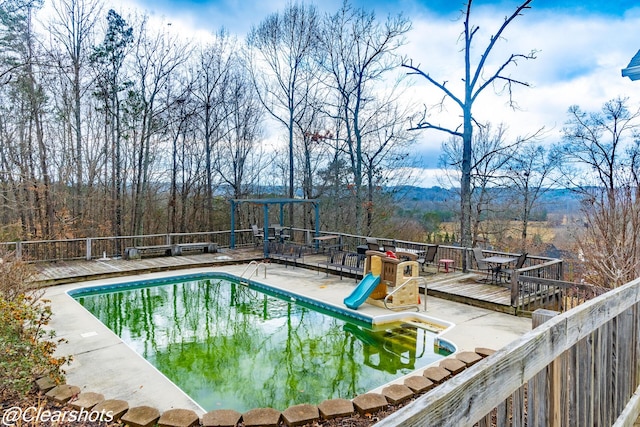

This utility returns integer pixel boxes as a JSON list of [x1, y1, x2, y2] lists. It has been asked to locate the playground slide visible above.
[[343, 273, 381, 310]]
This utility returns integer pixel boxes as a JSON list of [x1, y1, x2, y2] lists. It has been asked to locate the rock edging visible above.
[[37, 348, 495, 427]]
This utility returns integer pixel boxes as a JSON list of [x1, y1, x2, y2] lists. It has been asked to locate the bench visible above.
[[318, 250, 365, 280], [124, 245, 173, 260], [124, 242, 217, 259], [268, 242, 306, 267], [171, 242, 218, 256]]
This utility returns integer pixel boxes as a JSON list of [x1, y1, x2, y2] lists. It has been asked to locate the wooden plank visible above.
[[612, 383, 640, 427], [595, 321, 609, 427], [563, 347, 573, 426], [528, 369, 546, 426], [512, 387, 525, 427], [617, 312, 631, 417], [495, 400, 508, 427], [635, 303, 640, 391], [576, 333, 594, 426]]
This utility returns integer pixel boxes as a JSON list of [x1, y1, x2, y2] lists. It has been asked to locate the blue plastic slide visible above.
[[343, 273, 381, 309]]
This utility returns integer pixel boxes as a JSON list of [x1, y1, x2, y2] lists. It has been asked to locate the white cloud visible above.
[[82, 0, 640, 188], [399, 5, 640, 156]]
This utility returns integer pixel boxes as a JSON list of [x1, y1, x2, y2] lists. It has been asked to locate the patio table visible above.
[[313, 235, 342, 252], [480, 256, 517, 284]]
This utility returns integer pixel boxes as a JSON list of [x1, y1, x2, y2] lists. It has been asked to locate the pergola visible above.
[[229, 198, 320, 257]]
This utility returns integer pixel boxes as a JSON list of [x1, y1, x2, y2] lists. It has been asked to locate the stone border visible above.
[[37, 348, 495, 427]]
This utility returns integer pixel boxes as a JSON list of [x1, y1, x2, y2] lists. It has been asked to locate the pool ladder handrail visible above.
[[384, 276, 427, 312], [239, 260, 268, 285]]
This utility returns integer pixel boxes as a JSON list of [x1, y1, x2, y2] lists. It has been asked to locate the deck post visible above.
[[314, 203, 320, 251], [511, 272, 519, 308], [230, 200, 236, 249], [532, 309, 562, 427], [86, 238, 92, 261], [263, 204, 269, 258]]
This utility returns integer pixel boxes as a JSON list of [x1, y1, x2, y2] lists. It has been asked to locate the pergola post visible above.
[[230, 200, 236, 248], [279, 203, 285, 226], [314, 201, 320, 251], [263, 204, 269, 258], [229, 198, 320, 257]]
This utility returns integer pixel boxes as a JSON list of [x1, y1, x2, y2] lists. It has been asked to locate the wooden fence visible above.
[[376, 277, 640, 426]]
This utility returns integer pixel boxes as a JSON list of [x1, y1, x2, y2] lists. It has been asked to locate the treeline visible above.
[[0, 0, 418, 241], [2, 0, 640, 290]]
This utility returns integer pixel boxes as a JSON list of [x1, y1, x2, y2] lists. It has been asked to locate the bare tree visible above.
[[504, 143, 558, 252], [403, 0, 536, 270], [192, 30, 234, 230], [294, 99, 328, 231], [247, 1, 319, 226], [361, 93, 416, 234], [440, 123, 517, 247], [213, 60, 266, 229], [90, 9, 133, 243], [319, 0, 410, 234], [128, 17, 190, 236], [556, 98, 640, 287], [48, 0, 102, 226]]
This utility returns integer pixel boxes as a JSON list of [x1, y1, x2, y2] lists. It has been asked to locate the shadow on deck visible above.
[[33, 248, 516, 315]]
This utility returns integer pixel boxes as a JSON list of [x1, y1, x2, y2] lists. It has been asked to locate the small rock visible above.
[[92, 399, 129, 421], [69, 392, 105, 410], [404, 375, 434, 393], [440, 357, 466, 375], [242, 408, 281, 427], [382, 384, 414, 404], [352, 393, 387, 415], [45, 384, 81, 404], [456, 351, 482, 367], [423, 366, 451, 383], [318, 399, 355, 419], [157, 408, 199, 427], [475, 347, 496, 358], [121, 406, 160, 427], [35, 376, 57, 393], [201, 409, 242, 427], [282, 404, 319, 426]]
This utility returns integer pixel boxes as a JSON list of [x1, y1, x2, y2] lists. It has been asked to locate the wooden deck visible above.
[[33, 248, 263, 286], [32, 249, 517, 315]]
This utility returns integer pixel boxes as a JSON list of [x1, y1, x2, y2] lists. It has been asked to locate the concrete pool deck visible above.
[[44, 263, 532, 415]]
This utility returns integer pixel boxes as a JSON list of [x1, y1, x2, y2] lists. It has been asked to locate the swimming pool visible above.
[[70, 273, 454, 412]]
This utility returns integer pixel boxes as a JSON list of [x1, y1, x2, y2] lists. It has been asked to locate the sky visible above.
[[108, 0, 640, 187]]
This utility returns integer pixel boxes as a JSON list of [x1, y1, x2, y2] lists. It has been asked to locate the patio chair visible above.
[[252, 225, 274, 245], [501, 252, 528, 282], [472, 247, 494, 282], [417, 245, 438, 273], [366, 237, 381, 251], [382, 241, 396, 253], [251, 224, 263, 246]]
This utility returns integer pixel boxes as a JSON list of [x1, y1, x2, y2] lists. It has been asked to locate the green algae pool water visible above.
[[73, 275, 451, 412]]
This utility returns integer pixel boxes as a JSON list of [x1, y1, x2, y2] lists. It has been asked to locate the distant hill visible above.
[[390, 186, 583, 215]]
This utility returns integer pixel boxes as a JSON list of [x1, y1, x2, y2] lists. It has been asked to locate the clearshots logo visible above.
[[1, 406, 114, 426]]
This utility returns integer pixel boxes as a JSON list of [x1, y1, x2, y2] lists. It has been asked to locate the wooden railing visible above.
[[4, 229, 598, 315], [0, 230, 255, 262], [376, 277, 640, 427], [511, 270, 609, 315]]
